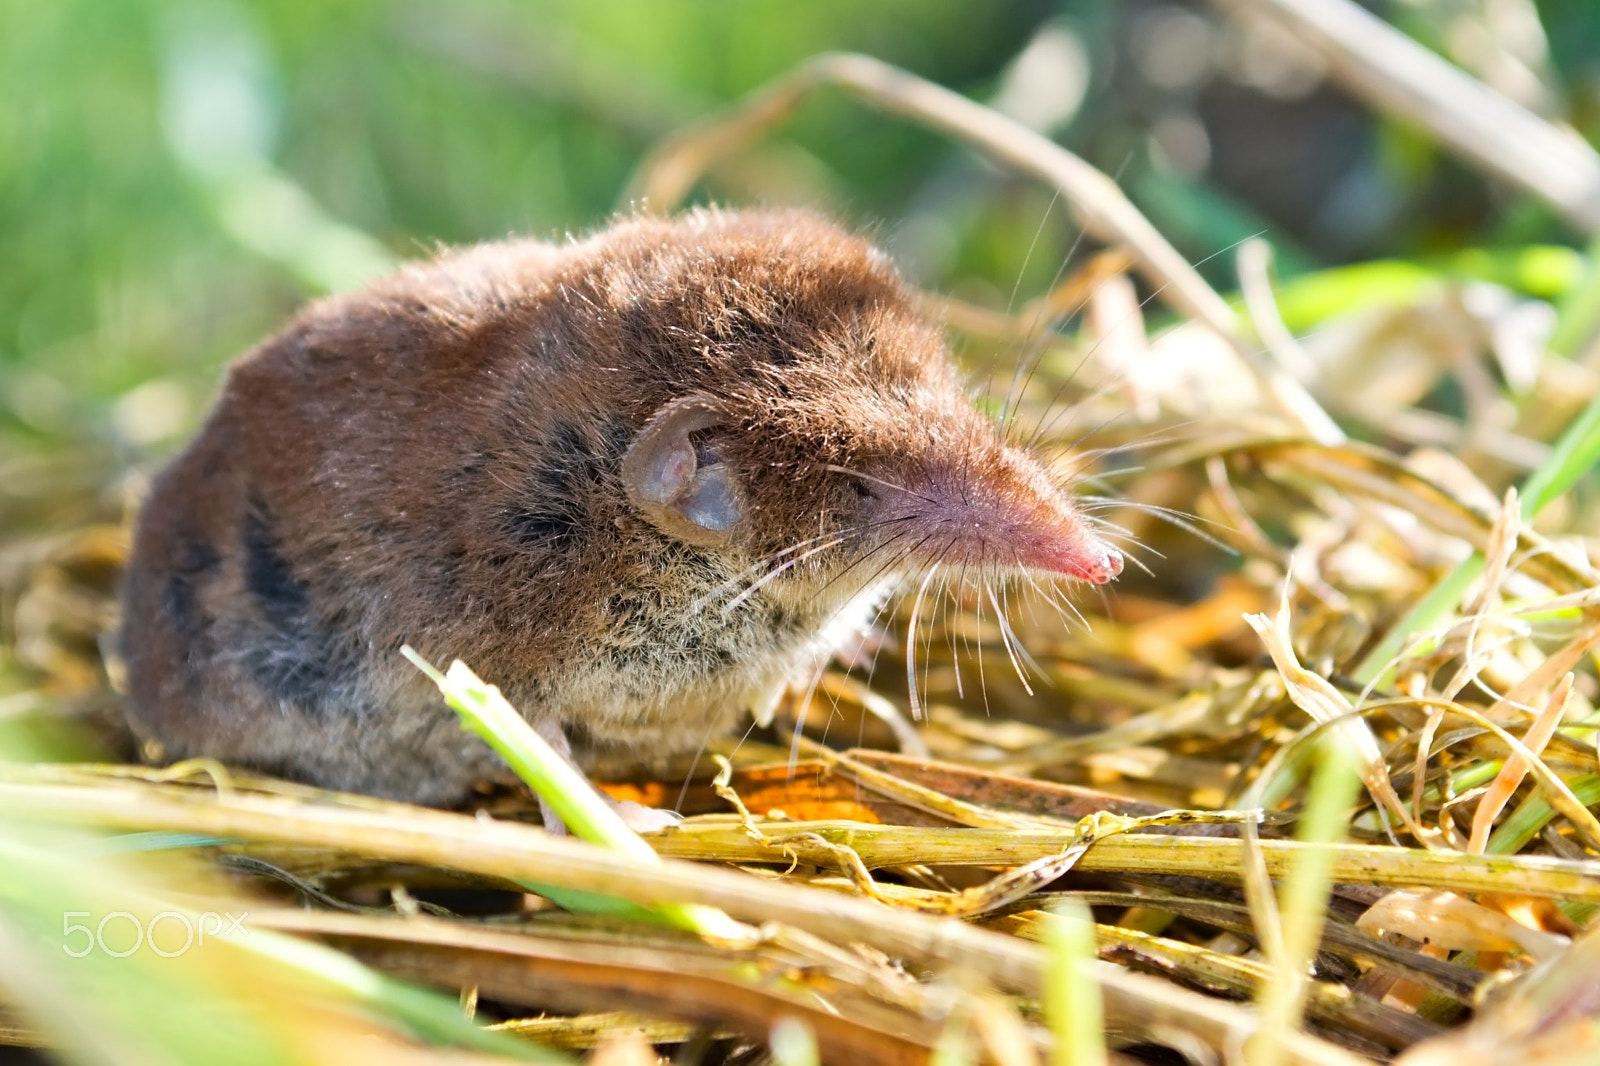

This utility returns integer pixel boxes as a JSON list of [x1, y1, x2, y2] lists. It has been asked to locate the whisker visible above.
[[1077, 514, 1140, 538], [1021, 569, 1091, 632], [1017, 230, 1267, 456], [905, 561, 942, 722], [974, 575, 992, 717], [694, 514, 916, 616], [822, 464, 936, 505], [859, 561, 913, 683], [919, 545, 960, 709], [673, 717, 721, 815], [802, 525, 925, 608], [721, 537, 846, 614], [1028, 402, 1129, 470], [1080, 496, 1238, 553], [998, 578, 1054, 681], [1003, 284, 1092, 442], [987, 585, 1034, 696], [1061, 585, 1092, 630], [1078, 496, 1212, 523], [997, 189, 1075, 435], [687, 527, 860, 614], [1015, 320, 1115, 450], [999, 206, 1111, 433], [998, 151, 1139, 438], [1006, 189, 1060, 316], [787, 659, 828, 774], [947, 560, 974, 701], [995, 290, 1130, 455], [789, 536, 929, 770], [815, 685, 847, 752], [1033, 424, 1199, 458], [1078, 520, 1164, 566]]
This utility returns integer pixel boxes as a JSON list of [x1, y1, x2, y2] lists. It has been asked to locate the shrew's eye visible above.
[[851, 478, 875, 501]]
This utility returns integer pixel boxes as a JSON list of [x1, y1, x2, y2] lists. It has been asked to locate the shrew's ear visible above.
[[622, 395, 744, 547]]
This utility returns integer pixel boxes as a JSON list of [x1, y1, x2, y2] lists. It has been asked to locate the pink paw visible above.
[[612, 799, 684, 834]]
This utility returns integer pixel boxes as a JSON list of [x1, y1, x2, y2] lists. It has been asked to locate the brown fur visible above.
[[120, 208, 1121, 805]]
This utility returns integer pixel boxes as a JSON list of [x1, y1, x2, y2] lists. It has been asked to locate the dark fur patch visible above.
[[599, 415, 632, 456], [241, 503, 348, 712], [713, 308, 796, 366], [501, 420, 616, 549], [161, 538, 221, 692], [244, 507, 309, 629], [502, 505, 580, 546]]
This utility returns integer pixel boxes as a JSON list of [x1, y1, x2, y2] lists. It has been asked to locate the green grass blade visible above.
[[403, 647, 748, 940], [1250, 736, 1363, 1066], [238, 928, 567, 1062], [1549, 233, 1600, 357], [1486, 774, 1600, 855], [1355, 380, 1600, 687], [1044, 898, 1106, 1066]]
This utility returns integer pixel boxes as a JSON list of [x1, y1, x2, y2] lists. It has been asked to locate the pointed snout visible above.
[[1022, 528, 1124, 585], [859, 449, 1126, 586], [1080, 541, 1123, 584]]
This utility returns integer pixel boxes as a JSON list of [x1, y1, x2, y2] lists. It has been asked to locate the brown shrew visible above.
[[119, 208, 1123, 819]]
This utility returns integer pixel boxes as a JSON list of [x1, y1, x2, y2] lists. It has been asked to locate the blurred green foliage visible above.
[[2, 0, 1598, 465], [0, 1, 1059, 456]]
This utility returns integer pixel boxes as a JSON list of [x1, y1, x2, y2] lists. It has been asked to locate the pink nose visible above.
[[1092, 545, 1124, 584], [1026, 539, 1124, 584]]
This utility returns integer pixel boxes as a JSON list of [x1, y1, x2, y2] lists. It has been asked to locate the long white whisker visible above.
[[1078, 495, 1214, 524], [973, 572, 992, 717], [859, 559, 912, 683], [987, 585, 1034, 697], [1078, 514, 1141, 539], [673, 717, 722, 814], [905, 562, 942, 723], [1001, 582, 1052, 685], [1082, 497, 1236, 553], [721, 537, 846, 614], [947, 563, 972, 701], [920, 564, 951, 706], [1060, 584, 1092, 630], [1033, 426, 1196, 459], [1021, 569, 1090, 632], [822, 464, 935, 504], [789, 537, 923, 772], [787, 659, 827, 774], [688, 528, 857, 614]]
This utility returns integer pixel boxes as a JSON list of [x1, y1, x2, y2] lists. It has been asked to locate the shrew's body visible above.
[[121, 209, 1122, 806]]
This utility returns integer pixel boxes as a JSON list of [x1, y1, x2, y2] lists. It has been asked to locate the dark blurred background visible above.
[[3, 0, 1598, 469]]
